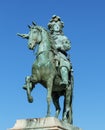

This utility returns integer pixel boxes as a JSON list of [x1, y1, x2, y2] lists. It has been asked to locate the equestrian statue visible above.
[[17, 15, 74, 124]]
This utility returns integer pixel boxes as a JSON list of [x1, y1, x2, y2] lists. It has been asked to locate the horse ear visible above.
[[28, 25, 31, 29], [32, 21, 37, 26]]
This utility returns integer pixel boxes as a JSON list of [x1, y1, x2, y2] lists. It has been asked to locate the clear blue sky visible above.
[[0, 0, 105, 130]]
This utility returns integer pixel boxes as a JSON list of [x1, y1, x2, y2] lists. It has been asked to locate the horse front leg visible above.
[[52, 92, 61, 118], [23, 76, 34, 103], [46, 77, 53, 117], [63, 100, 73, 124], [62, 86, 71, 123]]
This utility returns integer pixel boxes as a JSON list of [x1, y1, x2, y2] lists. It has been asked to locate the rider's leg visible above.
[[60, 66, 68, 87]]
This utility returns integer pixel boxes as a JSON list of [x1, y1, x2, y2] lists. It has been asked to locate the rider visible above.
[[48, 15, 72, 88]]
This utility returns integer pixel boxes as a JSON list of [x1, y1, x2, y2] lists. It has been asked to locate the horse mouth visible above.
[[28, 43, 35, 50]]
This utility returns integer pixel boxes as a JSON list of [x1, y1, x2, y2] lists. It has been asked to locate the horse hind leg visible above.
[[68, 104, 73, 124], [62, 85, 73, 124], [52, 92, 61, 118], [68, 86, 73, 124], [23, 76, 34, 103], [62, 98, 68, 123], [62, 86, 71, 123]]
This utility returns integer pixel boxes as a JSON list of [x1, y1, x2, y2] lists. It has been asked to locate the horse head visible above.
[[28, 23, 42, 50]]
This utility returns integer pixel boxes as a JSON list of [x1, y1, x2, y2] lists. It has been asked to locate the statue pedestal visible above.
[[8, 117, 82, 130]]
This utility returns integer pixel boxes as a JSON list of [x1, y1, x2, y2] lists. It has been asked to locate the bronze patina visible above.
[[17, 15, 74, 124]]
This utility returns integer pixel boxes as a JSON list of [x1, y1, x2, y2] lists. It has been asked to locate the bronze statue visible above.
[[48, 15, 72, 88], [17, 16, 73, 124]]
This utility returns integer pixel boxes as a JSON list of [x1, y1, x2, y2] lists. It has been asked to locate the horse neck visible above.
[[37, 30, 52, 54], [36, 30, 54, 62]]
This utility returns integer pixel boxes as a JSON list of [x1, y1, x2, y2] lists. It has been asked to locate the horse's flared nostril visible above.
[[28, 43, 33, 50]]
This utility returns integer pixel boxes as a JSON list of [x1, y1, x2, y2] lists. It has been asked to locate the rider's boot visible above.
[[60, 66, 68, 88]]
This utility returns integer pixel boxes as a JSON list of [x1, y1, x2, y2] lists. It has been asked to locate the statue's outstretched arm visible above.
[[17, 33, 29, 39]]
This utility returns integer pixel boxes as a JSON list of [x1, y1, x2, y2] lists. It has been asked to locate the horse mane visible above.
[[31, 25, 56, 50], [47, 30, 56, 48], [37, 26, 56, 50]]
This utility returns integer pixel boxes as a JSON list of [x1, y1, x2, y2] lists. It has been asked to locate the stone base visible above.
[[8, 117, 82, 130]]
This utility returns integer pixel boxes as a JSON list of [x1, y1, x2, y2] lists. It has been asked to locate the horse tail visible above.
[[68, 70, 74, 124]]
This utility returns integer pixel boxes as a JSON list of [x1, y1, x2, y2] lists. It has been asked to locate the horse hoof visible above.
[[55, 115, 58, 118], [46, 114, 50, 117], [28, 96, 33, 103], [63, 119, 68, 123], [23, 85, 27, 90]]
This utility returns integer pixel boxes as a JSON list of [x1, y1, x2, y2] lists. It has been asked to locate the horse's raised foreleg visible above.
[[23, 76, 34, 103]]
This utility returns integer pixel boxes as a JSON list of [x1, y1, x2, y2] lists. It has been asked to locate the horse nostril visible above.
[[28, 43, 32, 49]]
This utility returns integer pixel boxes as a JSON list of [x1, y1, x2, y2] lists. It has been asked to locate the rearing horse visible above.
[[26, 25, 56, 117], [17, 24, 73, 123]]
